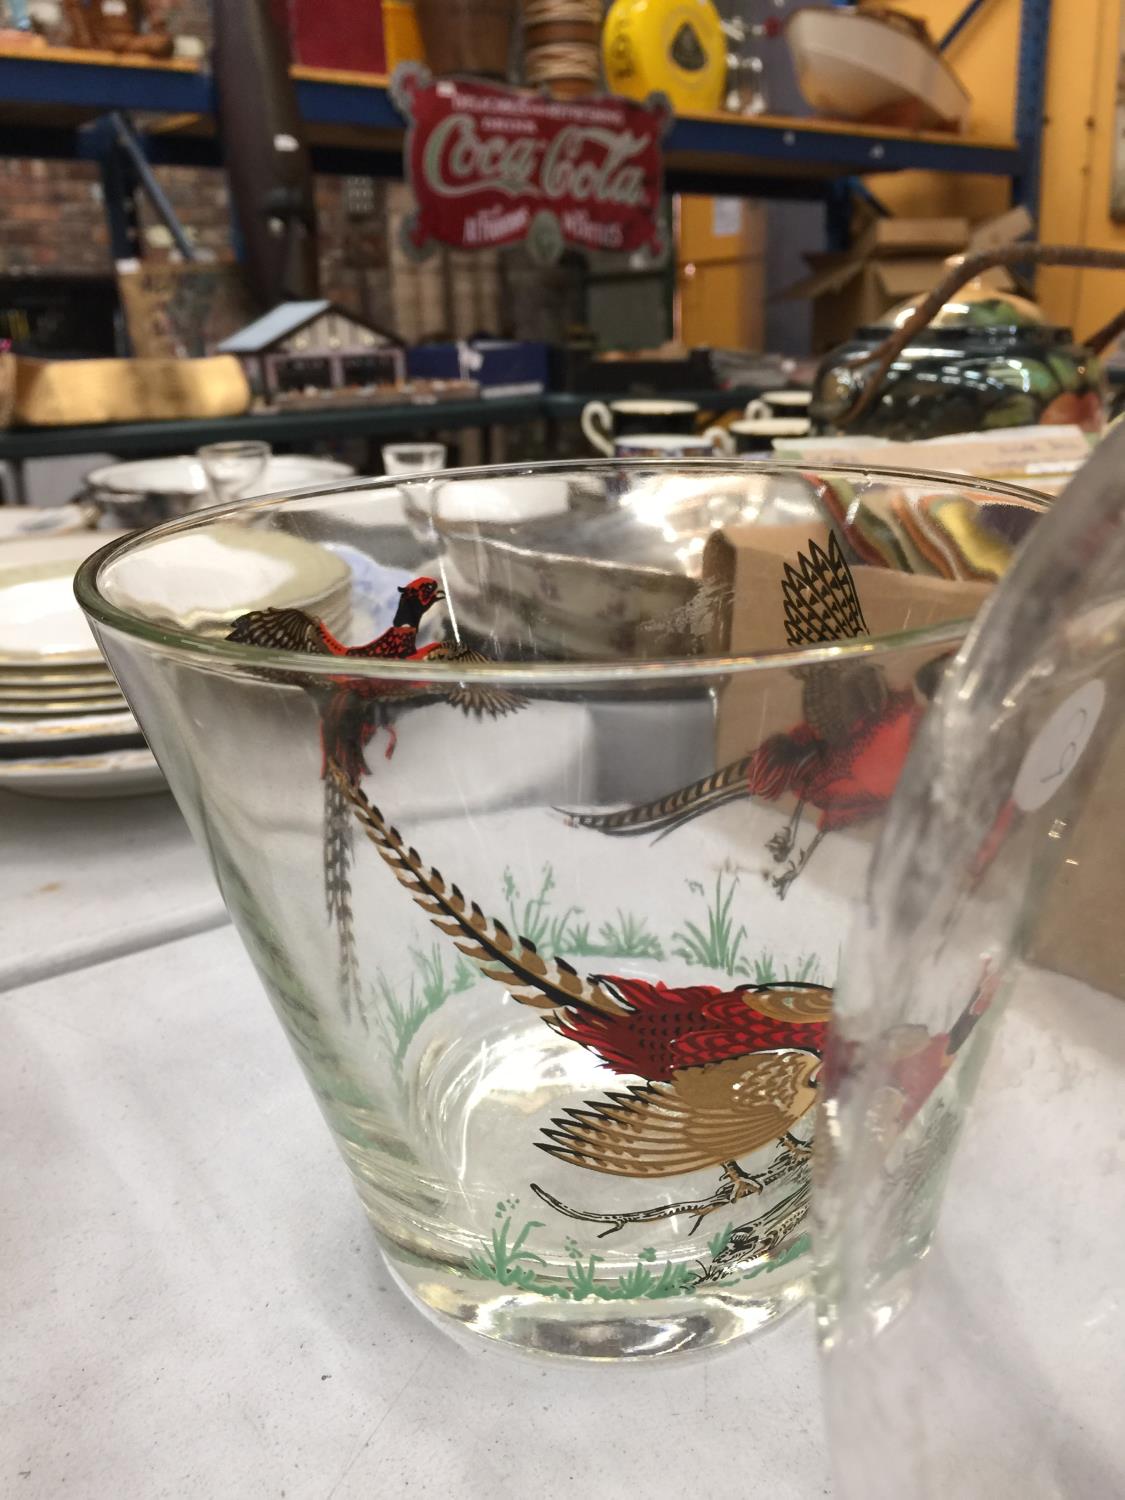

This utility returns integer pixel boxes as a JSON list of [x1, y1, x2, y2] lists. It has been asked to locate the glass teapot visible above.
[[812, 243, 1125, 441]]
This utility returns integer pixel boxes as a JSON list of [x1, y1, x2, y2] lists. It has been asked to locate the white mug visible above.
[[581, 398, 701, 455], [731, 417, 811, 454], [743, 390, 813, 420], [613, 430, 735, 458]]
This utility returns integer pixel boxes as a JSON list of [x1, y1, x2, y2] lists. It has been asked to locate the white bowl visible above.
[[86, 454, 356, 528], [787, 8, 970, 130]]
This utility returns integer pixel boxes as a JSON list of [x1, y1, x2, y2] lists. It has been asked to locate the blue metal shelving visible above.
[[0, 10, 1055, 480], [0, 0, 1052, 276], [1013, 0, 1053, 225], [0, 39, 1031, 205]]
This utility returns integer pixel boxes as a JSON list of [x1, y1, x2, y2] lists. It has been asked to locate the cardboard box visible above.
[[117, 260, 254, 360], [770, 424, 1093, 491], [776, 212, 1027, 353], [856, 217, 971, 258], [1028, 715, 1125, 996], [966, 204, 1034, 257], [268, 0, 386, 73], [2, 354, 250, 427], [406, 340, 551, 397], [702, 521, 990, 764], [783, 251, 951, 351]]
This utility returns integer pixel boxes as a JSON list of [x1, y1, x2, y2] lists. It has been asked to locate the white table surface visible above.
[[7, 798, 1114, 1498], [1, 924, 831, 1500], [0, 788, 228, 993]]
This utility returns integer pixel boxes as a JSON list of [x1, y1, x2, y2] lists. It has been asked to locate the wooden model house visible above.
[[218, 301, 404, 402]]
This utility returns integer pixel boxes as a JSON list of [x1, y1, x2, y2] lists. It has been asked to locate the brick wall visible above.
[[129, 168, 387, 316], [0, 164, 398, 328], [2, 4, 592, 342], [0, 160, 109, 275], [1, 1, 394, 322]]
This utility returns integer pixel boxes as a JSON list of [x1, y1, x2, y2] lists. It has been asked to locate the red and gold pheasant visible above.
[[564, 534, 945, 899], [339, 771, 832, 1237], [228, 575, 447, 776], [227, 578, 524, 1018]]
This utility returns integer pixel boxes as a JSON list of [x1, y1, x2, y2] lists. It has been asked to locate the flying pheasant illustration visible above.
[[338, 770, 832, 1238], [227, 578, 524, 1018], [563, 534, 943, 899], [228, 575, 448, 774]]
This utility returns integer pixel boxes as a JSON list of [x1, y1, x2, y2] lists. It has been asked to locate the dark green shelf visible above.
[[0, 396, 544, 462], [0, 389, 763, 466]]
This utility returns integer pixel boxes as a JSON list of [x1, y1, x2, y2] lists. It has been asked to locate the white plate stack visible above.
[[0, 533, 164, 800], [0, 521, 357, 800]]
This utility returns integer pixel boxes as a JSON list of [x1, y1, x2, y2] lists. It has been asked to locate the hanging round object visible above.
[[603, 0, 726, 115]]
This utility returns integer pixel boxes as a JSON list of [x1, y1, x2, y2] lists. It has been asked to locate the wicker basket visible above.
[[10, 356, 250, 427], [522, 0, 602, 97], [414, 0, 517, 79]]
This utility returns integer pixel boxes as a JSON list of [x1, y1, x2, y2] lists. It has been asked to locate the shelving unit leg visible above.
[[1014, 0, 1053, 225]]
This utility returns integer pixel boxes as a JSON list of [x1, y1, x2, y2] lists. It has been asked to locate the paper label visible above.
[[712, 197, 741, 238], [1012, 679, 1106, 813]]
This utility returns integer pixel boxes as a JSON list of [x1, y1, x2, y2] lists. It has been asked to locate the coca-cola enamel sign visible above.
[[391, 66, 671, 265]]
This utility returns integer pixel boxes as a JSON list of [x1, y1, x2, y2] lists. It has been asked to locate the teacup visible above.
[[582, 398, 701, 454], [731, 417, 811, 455], [743, 390, 813, 420]]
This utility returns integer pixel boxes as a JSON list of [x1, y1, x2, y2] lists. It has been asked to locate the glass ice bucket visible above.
[[75, 460, 1043, 1360]]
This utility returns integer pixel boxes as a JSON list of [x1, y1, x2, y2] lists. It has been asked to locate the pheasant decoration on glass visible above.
[[339, 770, 831, 1252], [564, 534, 942, 899], [227, 577, 525, 1020]]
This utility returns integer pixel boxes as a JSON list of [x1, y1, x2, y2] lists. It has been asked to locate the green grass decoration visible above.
[[722, 1232, 812, 1285], [503, 864, 582, 955], [466, 1214, 695, 1300], [502, 864, 663, 958], [587, 909, 664, 960], [671, 872, 750, 976], [751, 950, 824, 985], [706, 1221, 736, 1259], [467, 1209, 803, 1298], [467, 1214, 552, 1293], [369, 941, 477, 1063]]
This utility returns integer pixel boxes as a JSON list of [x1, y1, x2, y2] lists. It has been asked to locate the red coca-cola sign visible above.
[[392, 66, 671, 264]]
